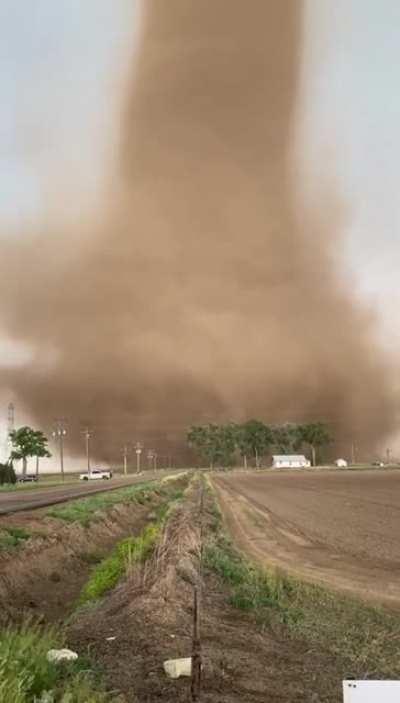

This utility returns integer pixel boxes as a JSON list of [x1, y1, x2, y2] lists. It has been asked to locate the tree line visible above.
[[187, 419, 332, 469]]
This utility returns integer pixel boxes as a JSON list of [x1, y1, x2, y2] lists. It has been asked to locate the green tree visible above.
[[297, 422, 332, 466], [9, 427, 51, 477], [271, 423, 302, 454], [187, 423, 236, 469], [33, 431, 52, 477], [236, 420, 273, 468]]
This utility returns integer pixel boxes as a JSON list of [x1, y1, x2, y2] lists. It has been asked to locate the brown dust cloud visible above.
[[0, 1, 397, 462]]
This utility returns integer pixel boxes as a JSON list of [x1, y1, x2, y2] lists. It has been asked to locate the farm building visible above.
[[335, 458, 348, 468], [272, 455, 311, 469]]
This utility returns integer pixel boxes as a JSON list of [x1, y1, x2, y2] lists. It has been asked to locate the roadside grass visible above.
[[46, 478, 183, 526], [78, 484, 186, 605], [0, 475, 81, 492], [0, 526, 31, 552], [79, 524, 160, 604], [204, 484, 400, 678], [0, 620, 111, 702]]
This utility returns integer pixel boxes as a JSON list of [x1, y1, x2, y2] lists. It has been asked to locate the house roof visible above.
[[272, 455, 308, 462]]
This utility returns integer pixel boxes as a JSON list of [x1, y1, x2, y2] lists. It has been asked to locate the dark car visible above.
[[17, 474, 39, 483]]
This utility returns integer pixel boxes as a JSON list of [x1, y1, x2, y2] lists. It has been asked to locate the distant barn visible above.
[[272, 455, 311, 469]]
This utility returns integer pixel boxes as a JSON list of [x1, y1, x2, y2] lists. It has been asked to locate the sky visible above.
[[0, 1, 398, 457], [303, 1, 400, 347]]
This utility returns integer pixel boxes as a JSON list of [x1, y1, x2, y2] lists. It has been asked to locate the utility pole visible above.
[[52, 420, 67, 481], [351, 440, 357, 465], [82, 428, 92, 475], [147, 449, 157, 472], [5, 402, 15, 463], [135, 441, 143, 474], [386, 447, 392, 465], [122, 445, 129, 476]]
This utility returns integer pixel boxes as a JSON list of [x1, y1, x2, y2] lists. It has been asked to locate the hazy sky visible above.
[[0, 0, 398, 348]]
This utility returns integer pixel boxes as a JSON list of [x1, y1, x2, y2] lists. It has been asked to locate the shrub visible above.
[[0, 462, 16, 485]]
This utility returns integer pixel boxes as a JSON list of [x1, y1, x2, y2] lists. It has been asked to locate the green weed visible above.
[[0, 527, 30, 552], [0, 621, 110, 702], [79, 524, 160, 604]]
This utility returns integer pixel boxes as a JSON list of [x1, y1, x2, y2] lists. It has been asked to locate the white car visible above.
[[79, 468, 112, 481]]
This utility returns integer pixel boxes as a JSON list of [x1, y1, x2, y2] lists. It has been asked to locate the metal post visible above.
[[190, 585, 202, 701]]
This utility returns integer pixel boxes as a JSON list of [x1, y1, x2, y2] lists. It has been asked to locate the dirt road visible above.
[[0, 470, 179, 516], [212, 469, 400, 606]]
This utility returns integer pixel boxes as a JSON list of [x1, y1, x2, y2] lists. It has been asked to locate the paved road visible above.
[[0, 470, 180, 516], [213, 469, 400, 606]]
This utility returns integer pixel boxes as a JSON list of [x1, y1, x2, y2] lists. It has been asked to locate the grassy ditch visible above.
[[47, 475, 187, 526], [0, 526, 30, 552], [205, 490, 400, 679], [79, 524, 159, 604], [0, 620, 112, 702], [78, 484, 185, 604]]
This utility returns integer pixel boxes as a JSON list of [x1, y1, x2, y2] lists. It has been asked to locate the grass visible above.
[[0, 621, 111, 702], [78, 483, 186, 604], [205, 533, 400, 678], [0, 475, 82, 492], [46, 480, 166, 526], [79, 524, 160, 604], [0, 526, 31, 552]]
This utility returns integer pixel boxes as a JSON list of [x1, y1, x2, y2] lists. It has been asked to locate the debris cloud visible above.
[[0, 1, 396, 460]]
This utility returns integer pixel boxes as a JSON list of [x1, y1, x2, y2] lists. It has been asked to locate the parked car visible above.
[[16, 474, 39, 483], [79, 468, 112, 481], [372, 461, 385, 467]]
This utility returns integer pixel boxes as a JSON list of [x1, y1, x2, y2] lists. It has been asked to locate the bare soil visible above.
[[212, 470, 400, 607], [0, 491, 170, 625], [68, 481, 346, 702]]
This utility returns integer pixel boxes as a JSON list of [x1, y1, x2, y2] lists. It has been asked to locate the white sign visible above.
[[343, 681, 400, 702], [136, 449, 142, 455]]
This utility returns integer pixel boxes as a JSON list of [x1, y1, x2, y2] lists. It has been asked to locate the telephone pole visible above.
[[135, 441, 143, 474], [5, 402, 15, 463], [82, 428, 92, 475], [351, 440, 357, 465], [52, 420, 67, 481], [147, 450, 158, 472], [122, 445, 129, 476]]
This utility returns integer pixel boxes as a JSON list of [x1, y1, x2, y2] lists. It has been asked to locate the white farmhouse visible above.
[[272, 455, 311, 469]]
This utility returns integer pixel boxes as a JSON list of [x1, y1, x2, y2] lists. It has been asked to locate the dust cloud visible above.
[[0, 1, 397, 462]]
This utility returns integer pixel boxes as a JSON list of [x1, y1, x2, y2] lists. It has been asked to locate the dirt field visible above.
[[212, 469, 400, 606]]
